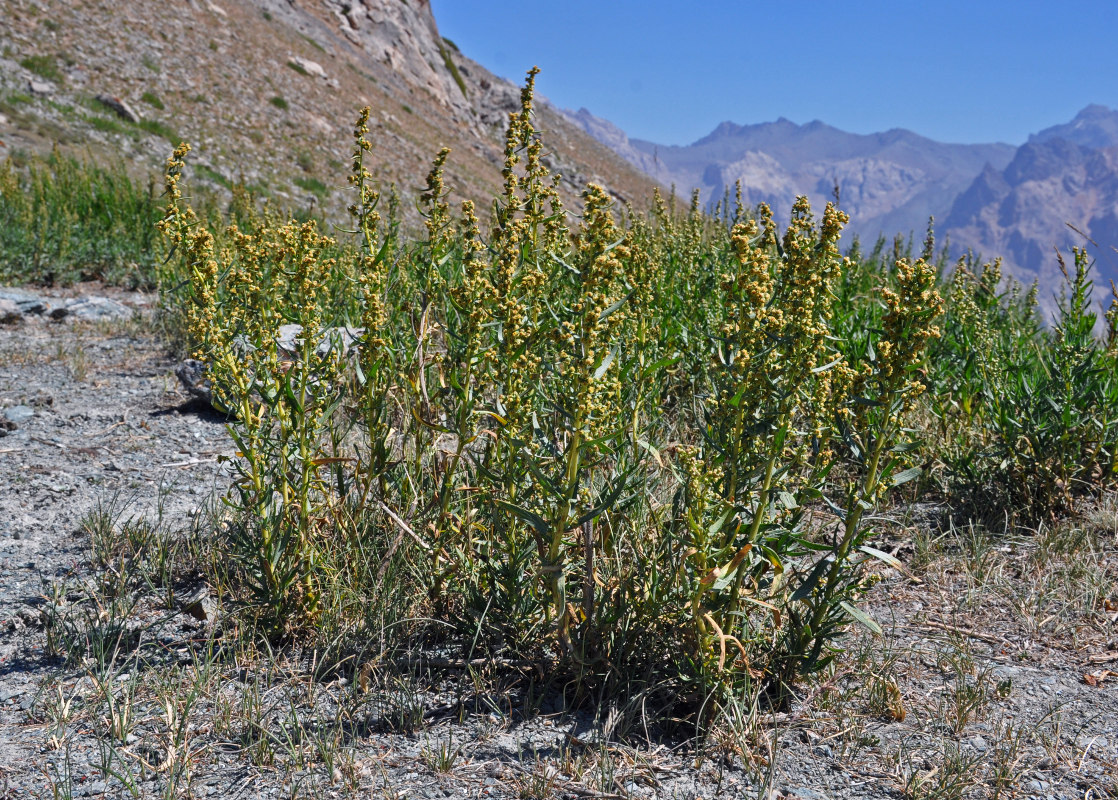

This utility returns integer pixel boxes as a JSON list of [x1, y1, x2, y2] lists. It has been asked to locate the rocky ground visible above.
[[0, 287, 1115, 799]]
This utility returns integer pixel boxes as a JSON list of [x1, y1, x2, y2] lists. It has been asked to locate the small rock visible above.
[[28, 79, 54, 96], [95, 93, 142, 123], [0, 288, 47, 315], [3, 405, 34, 425], [207, 2, 227, 15], [1025, 780, 1045, 794], [54, 296, 133, 321], [290, 56, 327, 79], [0, 297, 20, 324], [180, 587, 213, 622], [811, 744, 834, 759], [175, 359, 213, 404]]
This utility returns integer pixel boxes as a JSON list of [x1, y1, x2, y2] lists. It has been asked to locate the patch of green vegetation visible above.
[[439, 42, 468, 99], [0, 92, 33, 114], [0, 152, 167, 287], [20, 54, 62, 83], [194, 164, 232, 189], [261, 9, 273, 21], [138, 118, 179, 144], [298, 33, 326, 53], [293, 175, 327, 198], [140, 91, 165, 111], [86, 114, 127, 135], [402, 104, 413, 114], [346, 61, 378, 84], [286, 60, 309, 77], [442, 36, 459, 53], [141, 54, 160, 74], [269, 96, 289, 111], [42, 19, 60, 32]]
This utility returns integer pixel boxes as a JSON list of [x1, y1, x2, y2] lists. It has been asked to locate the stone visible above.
[[3, 406, 34, 425], [95, 93, 142, 124], [207, 3, 227, 16], [53, 295, 133, 321], [290, 56, 326, 79], [175, 359, 213, 404], [0, 298, 20, 324], [28, 79, 54, 96], [0, 288, 47, 315]]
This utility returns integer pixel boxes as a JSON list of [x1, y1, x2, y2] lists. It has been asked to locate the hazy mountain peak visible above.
[[1030, 104, 1118, 149]]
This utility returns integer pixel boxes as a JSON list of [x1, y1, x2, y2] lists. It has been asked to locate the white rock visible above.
[[290, 56, 326, 79]]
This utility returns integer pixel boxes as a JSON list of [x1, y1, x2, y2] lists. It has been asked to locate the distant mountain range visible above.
[[564, 104, 1118, 305]]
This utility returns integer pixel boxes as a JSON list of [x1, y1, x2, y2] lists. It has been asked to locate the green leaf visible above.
[[890, 466, 922, 486], [492, 499, 550, 537], [840, 601, 882, 635], [597, 291, 633, 323], [791, 556, 832, 601], [593, 348, 617, 380], [857, 545, 904, 570]]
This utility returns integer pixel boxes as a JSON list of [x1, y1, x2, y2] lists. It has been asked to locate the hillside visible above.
[[0, 0, 660, 223]]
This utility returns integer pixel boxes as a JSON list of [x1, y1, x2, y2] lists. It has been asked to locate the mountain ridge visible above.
[[565, 104, 1118, 307]]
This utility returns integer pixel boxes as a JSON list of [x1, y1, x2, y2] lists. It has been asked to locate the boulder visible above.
[[28, 79, 55, 96], [95, 94, 142, 124], [49, 296, 134, 321], [290, 57, 326, 79], [0, 288, 47, 315]]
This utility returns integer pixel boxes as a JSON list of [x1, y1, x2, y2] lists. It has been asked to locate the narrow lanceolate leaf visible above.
[[597, 291, 633, 323], [858, 545, 904, 570], [592, 348, 617, 380], [811, 357, 844, 374], [792, 556, 833, 601], [890, 466, 923, 486], [840, 601, 882, 635], [492, 499, 550, 537]]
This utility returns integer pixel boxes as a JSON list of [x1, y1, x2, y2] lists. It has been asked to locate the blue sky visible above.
[[430, 1, 1118, 147]]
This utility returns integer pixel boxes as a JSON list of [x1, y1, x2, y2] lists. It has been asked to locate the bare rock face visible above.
[[332, 0, 470, 118]]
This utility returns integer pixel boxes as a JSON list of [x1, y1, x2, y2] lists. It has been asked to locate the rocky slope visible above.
[[563, 107, 1015, 244], [0, 0, 660, 223], [942, 105, 1118, 295]]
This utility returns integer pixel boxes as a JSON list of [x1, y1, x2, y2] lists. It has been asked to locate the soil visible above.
[[0, 287, 1115, 799]]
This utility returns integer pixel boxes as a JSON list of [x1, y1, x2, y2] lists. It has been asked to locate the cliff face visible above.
[[0, 0, 660, 222], [942, 137, 1118, 302]]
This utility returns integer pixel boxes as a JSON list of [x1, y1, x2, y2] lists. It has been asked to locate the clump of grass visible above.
[[439, 41, 468, 98], [20, 53, 62, 83], [269, 95, 289, 110], [293, 175, 327, 197], [286, 60, 309, 77], [138, 117, 178, 143], [140, 91, 164, 110]]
